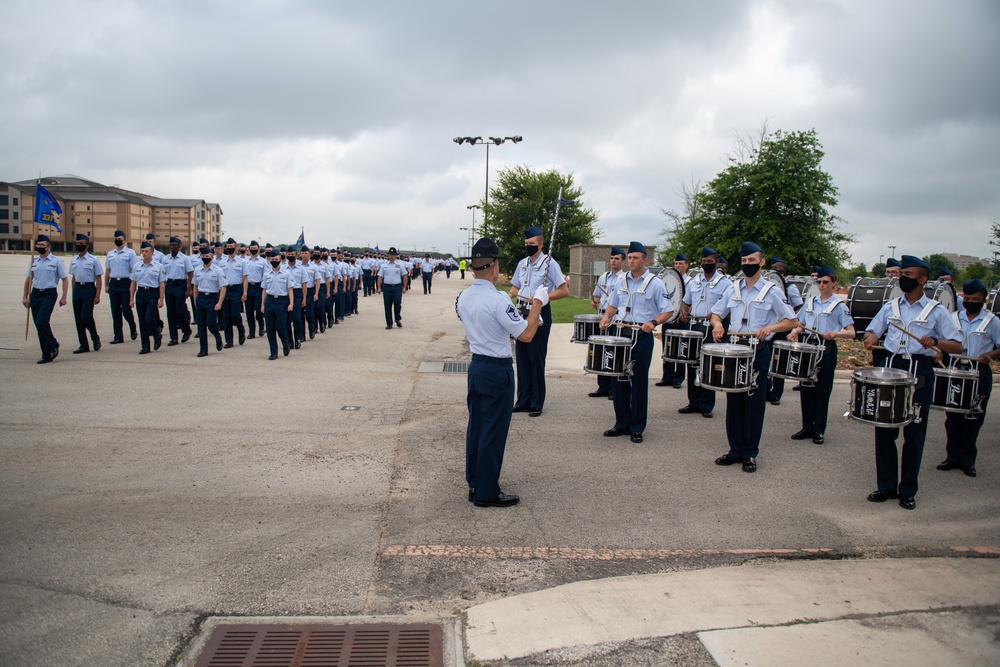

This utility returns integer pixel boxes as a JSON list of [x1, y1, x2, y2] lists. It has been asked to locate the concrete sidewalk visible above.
[[465, 556, 1000, 665]]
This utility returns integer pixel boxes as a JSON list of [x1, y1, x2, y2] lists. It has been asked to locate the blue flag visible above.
[[374, 245, 380, 254], [34, 183, 63, 232], [294, 230, 305, 251]]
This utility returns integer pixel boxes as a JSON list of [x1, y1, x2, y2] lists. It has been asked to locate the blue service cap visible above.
[[900, 255, 930, 270], [145, 233, 156, 240], [140, 241, 152, 249], [471, 238, 501, 258], [114, 229, 126, 237], [939, 266, 954, 277], [388, 247, 398, 254], [300, 245, 310, 252], [675, 253, 688, 262], [75, 233, 89, 241], [213, 241, 222, 248], [249, 240, 258, 246], [963, 279, 986, 295], [702, 246, 717, 258], [169, 236, 181, 244], [885, 257, 900, 268], [628, 241, 647, 255], [268, 249, 281, 258], [200, 246, 213, 255], [740, 241, 762, 256], [816, 265, 835, 279], [265, 243, 274, 249], [524, 226, 544, 239], [718, 256, 729, 266], [37, 234, 50, 243], [770, 256, 785, 265], [226, 237, 236, 245], [199, 237, 209, 244], [812, 265, 820, 273], [610, 245, 626, 257]]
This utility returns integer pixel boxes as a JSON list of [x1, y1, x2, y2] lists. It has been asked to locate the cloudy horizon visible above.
[[2, 0, 998, 267]]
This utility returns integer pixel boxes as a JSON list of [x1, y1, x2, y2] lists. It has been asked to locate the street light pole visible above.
[[888, 245, 897, 259], [453, 136, 522, 225], [467, 204, 480, 243]]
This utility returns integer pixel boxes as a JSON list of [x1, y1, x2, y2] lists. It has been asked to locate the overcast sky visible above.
[[2, 0, 998, 266]]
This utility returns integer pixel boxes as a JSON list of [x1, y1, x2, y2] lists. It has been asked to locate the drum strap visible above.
[[731, 280, 775, 332], [617, 271, 657, 319], [889, 297, 938, 325], [806, 295, 841, 330]]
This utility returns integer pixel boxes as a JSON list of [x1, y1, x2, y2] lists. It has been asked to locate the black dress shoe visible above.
[[319, 324, 326, 333], [898, 495, 916, 510], [603, 428, 629, 437], [769, 399, 781, 406], [139, 348, 150, 355], [512, 405, 530, 413], [73, 346, 89, 354], [654, 380, 670, 386], [791, 429, 815, 440], [701, 412, 713, 418], [963, 467, 977, 478], [239, 332, 246, 345], [309, 331, 315, 339], [396, 321, 402, 328], [247, 333, 255, 340], [630, 432, 644, 443], [268, 354, 277, 360], [294, 342, 301, 350], [742, 457, 757, 473], [93, 339, 101, 351], [715, 454, 740, 466], [167, 340, 179, 347], [223, 343, 234, 349], [153, 336, 162, 351], [473, 492, 519, 508], [130, 329, 138, 340], [385, 325, 393, 330], [197, 351, 208, 357], [283, 346, 290, 356], [182, 331, 191, 343], [50, 345, 59, 360], [110, 338, 124, 344], [936, 460, 959, 471], [812, 434, 825, 445], [867, 489, 899, 502], [588, 391, 610, 398], [216, 340, 224, 351], [678, 405, 700, 414], [37, 356, 52, 364], [672, 382, 683, 389], [528, 410, 542, 417], [468, 489, 474, 502]]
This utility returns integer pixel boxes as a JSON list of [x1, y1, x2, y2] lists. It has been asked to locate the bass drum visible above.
[[848, 278, 902, 340], [991, 290, 1000, 316], [763, 270, 788, 299], [799, 277, 820, 305], [923, 280, 957, 313], [656, 267, 686, 324], [786, 275, 811, 298]]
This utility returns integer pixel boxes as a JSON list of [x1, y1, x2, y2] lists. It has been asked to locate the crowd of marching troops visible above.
[[22, 230, 457, 363]]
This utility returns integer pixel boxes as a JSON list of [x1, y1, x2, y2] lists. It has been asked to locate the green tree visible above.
[[846, 262, 869, 281], [870, 262, 886, 277], [661, 127, 854, 276], [479, 166, 600, 275], [962, 263, 990, 282], [922, 253, 957, 278]]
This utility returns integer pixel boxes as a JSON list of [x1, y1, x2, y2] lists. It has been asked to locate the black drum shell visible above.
[[849, 368, 914, 427], [769, 341, 822, 381], [572, 314, 603, 344], [585, 335, 632, 376], [699, 344, 753, 393], [930, 368, 978, 413], [661, 330, 702, 364]]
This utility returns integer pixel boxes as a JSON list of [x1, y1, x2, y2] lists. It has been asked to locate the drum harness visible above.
[[948, 309, 995, 416], [610, 271, 658, 379], [876, 297, 943, 424], [797, 295, 840, 384], [689, 271, 726, 334], [724, 278, 778, 393]]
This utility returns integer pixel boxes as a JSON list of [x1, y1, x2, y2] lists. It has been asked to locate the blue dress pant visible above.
[[766, 330, 791, 401], [799, 340, 837, 434], [382, 284, 402, 326], [514, 303, 552, 411], [72, 283, 99, 349], [245, 283, 264, 336], [314, 290, 326, 329], [164, 279, 191, 342], [660, 320, 689, 384], [422, 272, 432, 294], [195, 293, 223, 354], [222, 284, 245, 344], [466, 355, 515, 502], [944, 364, 992, 469], [327, 287, 337, 324], [30, 288, 58, 358], [107, 278, 136, 339], [135, 288, 159, 351], [264, 296, 290, 356], [611, 329, 655, 433], [685, 321, 722, 414], [725, 342, 771, 460], [303, 289, 317, 334], [286, 289, 304, 343], [874, 355, 934, 497]]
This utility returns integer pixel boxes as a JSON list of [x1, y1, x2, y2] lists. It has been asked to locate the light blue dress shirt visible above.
[[130, 260, 164, 288], [27, 254, 69, 288], [606, 270, 673, 324], [683, 272, 734, 318], [797, 294, 853, 334], [954, 309, 1000, 358], [592, 270, 622, 311], [105, 247, 137, 279], [511, 253, 566, 294], [378, 260, 407, 285], [865, 295, 962, 356], [457, 279, 528, 357], [193, 263, 226, 293], [161, 252, 193, 280], [262, 268, 291, 297], [712, 277, 796, 340], [245, 255, 267, 283], [69, 253, 104, 283]]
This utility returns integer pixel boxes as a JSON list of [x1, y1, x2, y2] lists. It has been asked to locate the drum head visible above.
[[687, 267, 704, 279], [763, 270, 788, 299], [590, 335, 631, 345], [853, 366, 914, 384], [574, 314, 602, 323], [924, 280, 956, 313], [657, 267, 686, 324], [773, 340, 820, 352], [799, 277, 821, 304], [703, 342, 753, 356]]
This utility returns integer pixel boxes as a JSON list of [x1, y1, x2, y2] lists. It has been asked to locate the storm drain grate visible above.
[[193, 623, 443, 667], [442, 362, 470, 373]]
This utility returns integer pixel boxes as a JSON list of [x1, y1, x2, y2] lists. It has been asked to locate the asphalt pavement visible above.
[[1, 254, 997, 666]]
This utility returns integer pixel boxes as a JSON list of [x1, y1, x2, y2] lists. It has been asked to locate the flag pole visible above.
[[24, 181, 40, 340]]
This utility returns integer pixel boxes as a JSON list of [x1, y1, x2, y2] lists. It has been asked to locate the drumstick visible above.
[[728, 331, 757, 337], [801, 326, 824, 337], [888, 322, 946, 368], [613, 322, 662, 339]]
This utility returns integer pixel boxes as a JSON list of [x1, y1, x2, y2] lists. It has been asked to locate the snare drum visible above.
[[662, 329, 703, 364], [848, 367, 916, 427], [572, 314, 602, 344], [769, 340, 823, 381], [931, 367, 979, 414], [585, 335, 633, 377], [698, 343, 754, 393]]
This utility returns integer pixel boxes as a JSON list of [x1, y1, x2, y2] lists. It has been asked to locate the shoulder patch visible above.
[[506, 304, 521, 322]]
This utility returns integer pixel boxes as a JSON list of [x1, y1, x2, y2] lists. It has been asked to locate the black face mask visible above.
[[76, 244, 88, 252], [525, 245, 539, 257], [270, 261, 281, 268], [201, 256, 212, 264], [741, 263, 761, 278], [702, 262, 716, 276], [225, 247, 236, 255], [114, 238, 124, 247], [898, 275, 920, 293], [965, 301, 984, 315], [250, 248, 259, 255], [36, 246, 47, 254], [312, 255, 320, 260]]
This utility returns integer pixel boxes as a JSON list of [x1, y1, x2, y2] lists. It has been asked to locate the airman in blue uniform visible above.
[[22, 234, 69, 363], [129, 241, 165, 354], [69, 233, 104, 353], [457, 238, 545, 507], [105, 229, 138, 343], [588, 246, 625, 398], [766, 256, 803, 405], [192, 246, 226, 356], [284, 250, 306, 348], [244, 240, 267, 338], [219, 237, 248, 347], [377, 247, 407, 329], [657, 252, 691, 388], [161, 236, 194, 346], [261, 249, 293, 359]]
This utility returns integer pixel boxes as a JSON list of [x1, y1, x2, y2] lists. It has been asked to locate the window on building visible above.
[[12, 226, 17, 234], [0, 210, 8, 219], [13, 212, 18, 219], [86, 205, 90, 211], [0, 195, 7, 205], [0, 223, 8, 233], [13, 197, 18, 206]]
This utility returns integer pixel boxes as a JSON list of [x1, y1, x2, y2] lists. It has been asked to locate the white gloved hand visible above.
[[532, 286, 550, 307]]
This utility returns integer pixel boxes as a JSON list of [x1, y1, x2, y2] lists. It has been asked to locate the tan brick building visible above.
[[567, 243, 658, 299], [0, 175, 223, 254]]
